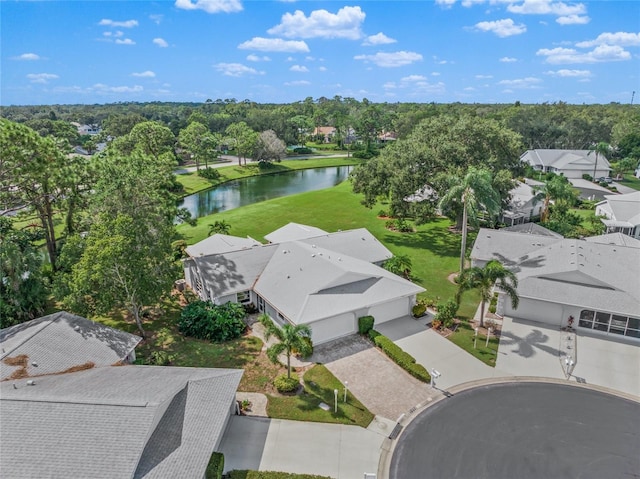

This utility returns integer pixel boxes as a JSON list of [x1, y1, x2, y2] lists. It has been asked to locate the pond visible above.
[[178, 165, 353, 219]]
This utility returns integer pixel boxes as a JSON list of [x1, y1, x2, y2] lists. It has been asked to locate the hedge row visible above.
[[369, 330, 431, 383], [226, 471, 333, 479], [358, 315, 374, 335], [206, 452, 224, 479]]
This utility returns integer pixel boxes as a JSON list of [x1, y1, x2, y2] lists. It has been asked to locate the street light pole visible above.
[[485, 327, 492, 347], [474, 327, 478, 349], [344, 381, 348, 402], [334, 389, 338, 413]]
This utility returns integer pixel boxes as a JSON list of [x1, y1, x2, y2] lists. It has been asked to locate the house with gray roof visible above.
[[595, 191, 640, 239], [186, 233, 262, 257], [499, 181, 544, 226], [184, 225, 423, 344], [521, 149, 611, 179], [471, 227, 640, 341], [1, 313, 243, 479], [0, 311, 140, 380]]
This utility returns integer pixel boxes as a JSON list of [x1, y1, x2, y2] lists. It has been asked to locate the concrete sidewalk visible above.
[[219, 416, 384, 478]]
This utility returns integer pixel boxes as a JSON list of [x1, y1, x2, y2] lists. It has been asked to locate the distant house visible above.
[[377, 131, 397, 143], [470, 228, 640, 341], [313, 126, 336, 143], [183, 224, 424, 344], [0, 312, 243, 479], [521, 149, 611, 179], [499, 181, 544, 226], [595, 191, 640, 239]]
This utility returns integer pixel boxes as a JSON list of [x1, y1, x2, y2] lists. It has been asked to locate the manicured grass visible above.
[[175, 156, 364, 197], [616, 174, 640, 191], [177, 181, 480, 318], [266, 365, 374, 428], [447, 320, 500, 367]]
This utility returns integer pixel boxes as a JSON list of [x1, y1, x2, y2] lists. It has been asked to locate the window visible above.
[[237, 291, 250, 304], [578, 310, 594, 328], [609, 315, 627, 335], [594, 312, 610, 332], [578, 310, 639, 339]]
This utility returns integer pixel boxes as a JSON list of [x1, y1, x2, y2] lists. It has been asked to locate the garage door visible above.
[[507, 298, 563, 327], [309, 312, 356, 344], [369, 298, 411, 324]]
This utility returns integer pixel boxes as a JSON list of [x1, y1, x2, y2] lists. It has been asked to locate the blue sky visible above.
[[2, 0, 639, 105]]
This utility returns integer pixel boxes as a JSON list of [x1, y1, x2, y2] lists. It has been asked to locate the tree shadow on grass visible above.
[[382, 228, 460, 259]]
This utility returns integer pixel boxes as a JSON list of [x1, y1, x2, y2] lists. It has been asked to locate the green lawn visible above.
[[175, 156, 364, 196], [177, 180, 480, 318], [616, 174, 640, 191], [447, 320, 500, 366], [266, 365, 374, 428]]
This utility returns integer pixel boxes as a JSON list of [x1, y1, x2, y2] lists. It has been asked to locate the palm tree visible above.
[[208, 220, 231, 236], [457, 260, 519, 328], [438, 166, 501, 274], [532, 174, 575, 222], [589, 141, 610, 180], [383, 254, 412, 279], [259, 313, 312, 379]]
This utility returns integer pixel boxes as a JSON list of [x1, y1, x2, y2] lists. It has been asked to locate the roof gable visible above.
[[186, 234, 261, 257], [264, 222, 328, 243]]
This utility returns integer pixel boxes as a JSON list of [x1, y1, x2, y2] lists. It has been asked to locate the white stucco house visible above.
[[521, 149, 611, 179], [471, 228, 640, 341], [183, 224, 425, 344], [499, 181, 544, 226], [595, 191, 640, 239]]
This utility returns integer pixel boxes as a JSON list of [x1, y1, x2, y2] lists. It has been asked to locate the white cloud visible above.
[[103, 31, 124, 38], [401, 74, 427, 82], [474, 18, 526, 37], [214, 62, 264, 77], [383, 75, 446, 94], [500, 56, 518, 62], [132, 70, 156, 78], [544, 69, 591, 77], [507, 0, 586, 16], [93, 83, 143, 93], [153, 38, 169, 48], [556, 14, 590, 25], [435, 0, 457, 8], [246, 54, 271, 62], [576, 32, 640, 48], [26, 73, 58, 84], [13, 53, 41, 61], [268, 6, 365, 40], [174, 0, 243, 14], [98, 19, 138, 28], [498, 77, 542, 88], [354, 51, 423, 67], [537, 44, 632, 64], [475, 74, 493, 79], [318, 66, 327, 72], [149, 14, 163, 24], [290, 65, 309, 72], [431, 72, 441, 76], [115, 38, 136, 45], [238, 37, 309, 53], [362, 32, 397, 46], [284, 80, 311, 86]]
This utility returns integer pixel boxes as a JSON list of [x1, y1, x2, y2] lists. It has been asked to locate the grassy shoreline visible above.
[[175, 156, 364, 197]]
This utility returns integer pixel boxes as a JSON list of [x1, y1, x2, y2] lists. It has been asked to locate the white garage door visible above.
[[508, 298, 563, 327], [309, 312, 356, 344], [369, 298, 410, 324]]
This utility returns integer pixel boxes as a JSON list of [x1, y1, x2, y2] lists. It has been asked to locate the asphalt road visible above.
[[390, 382, 640, 479]]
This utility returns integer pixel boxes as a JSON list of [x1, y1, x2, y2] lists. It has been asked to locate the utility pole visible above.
[[632, 91, 636, 105]]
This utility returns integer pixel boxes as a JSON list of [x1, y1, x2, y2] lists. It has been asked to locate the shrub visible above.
[[431, 319, 442, 330], [485, 319, 498, 331], [171, 239, 187, 261], [368, 329, 381, 341], [599, 181, 609, 188], [435, 298, 458, 329], [358, 315, 375, 335], [178, 300, 247, 342], [489, 293, 498, 314], [274, 373, 299, 393], [582, 173, 593, 182], [198, 167, 221, 180], [378, 209, 389, 217], [372, 333, 431, 383], [412, 303, 426, 318], [292, 336, 313, 359], [205, 452, 224, 479], [293, 147, 313, 154]]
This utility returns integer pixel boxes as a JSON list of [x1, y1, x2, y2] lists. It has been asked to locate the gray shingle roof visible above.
[[0, 312, 141, 380], [185, 233, 261, 258], [521, 149, 611, 171], [501, 223, 563, 238], [0, 365, 243, 479], [471, 228, 563, 266], [597, 191, 640, 224], [255, 241, 424, 324], [585, 232, 640, 248], [264, 222, 328, 243], [297, 228, 393, 264]]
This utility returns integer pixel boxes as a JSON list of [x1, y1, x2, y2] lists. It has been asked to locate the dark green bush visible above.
[[412, 303, 426, 318], [293, 147, 313, 154], [292, 336, 313, 359], [368, 329, 381, 341], [582, 173, 593, 181], [274, 373, 299, 393], [171, 239, 187, 261], [205, 452, 224, 479], [178, 300, 247, 342], [358, 315, 375, 335], [372, 333, 430, 383], [198, 167, 221, 180], [226, 471, 333, 479], [435, 298, 458, 329]]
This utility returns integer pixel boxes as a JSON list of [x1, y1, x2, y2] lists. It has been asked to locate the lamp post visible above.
[[474, 327, 478, 349], [334, 389, 338, 413], [344, 381, 348, 402], [485, 327, 492, 347]]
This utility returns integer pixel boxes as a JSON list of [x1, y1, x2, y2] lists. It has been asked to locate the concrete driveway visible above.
[[219, 416, 384, 478], [310, 334, 434, 421]]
